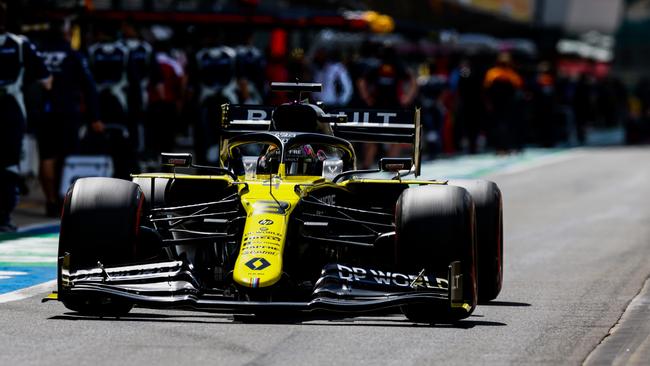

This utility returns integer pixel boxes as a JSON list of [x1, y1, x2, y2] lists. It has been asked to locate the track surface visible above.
[[2, 146, 650, 365]]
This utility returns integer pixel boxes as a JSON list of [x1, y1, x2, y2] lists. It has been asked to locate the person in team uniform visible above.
[[357, 44, 417, 168], [235, 45, 265, 105], [147, 40, 185, 156], [357, 45, 417, 109], [119, 24, 153, 153], [88, 38, 130, 128], [483, 52, 524, 153], [191, 45, 238, 163], [0, 2, 51, 231], [311, 48, 353, 108], [37, 19, 103, 217], [88, 38, 138, 178], [450, 57, 485, 154], [418, 58, 449, 159]]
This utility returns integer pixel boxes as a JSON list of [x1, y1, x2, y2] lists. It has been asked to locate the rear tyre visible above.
[[395, 185, 477, 323], [448, 179, 503, 302], [58, 177, 144, 316]]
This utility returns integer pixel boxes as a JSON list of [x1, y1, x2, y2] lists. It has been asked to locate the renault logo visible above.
[[245, 257, 271, 271]]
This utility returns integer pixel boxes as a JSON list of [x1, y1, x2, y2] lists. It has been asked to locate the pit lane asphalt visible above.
[[2, 146, 650, 366]]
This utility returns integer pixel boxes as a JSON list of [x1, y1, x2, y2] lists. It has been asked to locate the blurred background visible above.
[[3, 0, 649, 223]]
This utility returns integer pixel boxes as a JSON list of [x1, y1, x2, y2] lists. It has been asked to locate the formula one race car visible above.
[[49, 82, 503, 323]]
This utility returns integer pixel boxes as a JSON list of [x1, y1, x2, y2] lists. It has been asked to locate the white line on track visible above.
[[492, 148, 584, 177], [0, 280, 56, 304]]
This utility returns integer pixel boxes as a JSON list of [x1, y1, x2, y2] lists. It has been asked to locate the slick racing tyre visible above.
[[58, 177, 144, 316], [395, 185, 478, 323], [448, 179, 503, 302]]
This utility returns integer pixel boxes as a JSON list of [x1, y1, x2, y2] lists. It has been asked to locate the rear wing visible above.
[[219, 104, 422, 176], [329, 108, 419, 144], [331, 108, 421, 176], [220, 104, 274, 136]]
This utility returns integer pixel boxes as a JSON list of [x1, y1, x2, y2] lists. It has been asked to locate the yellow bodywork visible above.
[[232, 172, 321, 288], [229, 162, 327, 288], [132, 169, 444, 289]]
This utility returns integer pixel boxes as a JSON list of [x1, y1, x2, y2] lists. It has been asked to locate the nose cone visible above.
[[233, 213, 287, 288]]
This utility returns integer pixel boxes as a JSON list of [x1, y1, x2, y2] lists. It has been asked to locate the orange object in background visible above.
[[483, 66, 523, 90]]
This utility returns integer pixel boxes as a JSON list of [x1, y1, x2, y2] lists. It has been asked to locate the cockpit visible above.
[[225, 132, 355, 180]]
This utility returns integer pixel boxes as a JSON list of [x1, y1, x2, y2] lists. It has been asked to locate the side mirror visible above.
[[161, 153, 192, 168], [379, 158, 413, 173]]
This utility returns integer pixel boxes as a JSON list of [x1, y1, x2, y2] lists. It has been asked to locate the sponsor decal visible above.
[[246, 230, 281, 237], [320, 194, 336, 205], [242, 242, 281, 256], [167, 158, 188, 165], [245, 257, 271, 271], [335, 264, 447, 289], [241, 226, 283, 256], [243, 235, 281, 242], [43, 51, 67, 72], [242, 243, 280, 249], [250, 277, 261, 288], [341, 111, 398, 124], [247, 109, 268, 120], [242, 251, 278, 256]]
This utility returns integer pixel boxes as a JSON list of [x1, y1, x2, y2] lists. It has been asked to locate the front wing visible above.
[[50, 258, 468, 314]]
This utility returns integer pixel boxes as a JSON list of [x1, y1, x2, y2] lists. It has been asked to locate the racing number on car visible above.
[[252, 201, 290, 215]]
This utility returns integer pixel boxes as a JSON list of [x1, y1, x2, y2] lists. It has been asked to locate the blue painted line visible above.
[[0, 230, 59, 295], [0, 265, 56, 294], [18, 223, 60, 235]]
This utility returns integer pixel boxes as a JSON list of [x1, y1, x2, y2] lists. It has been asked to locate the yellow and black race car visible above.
[[49, 82, 503, 323]]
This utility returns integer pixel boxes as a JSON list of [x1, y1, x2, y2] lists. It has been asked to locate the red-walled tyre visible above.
[[447, 180, 503, 302], [58, 177, 144, 316], [395, 185, 478, 323]]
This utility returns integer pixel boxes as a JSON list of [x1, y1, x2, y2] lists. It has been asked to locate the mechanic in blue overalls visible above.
[[0, 2, 52, 231], [235, 45, 265, 105], [120, 27, 153, 153], [37, 19, 103, 217], [193, 45, 238, 164], [88, 38, 130, 129], [88, 38, 136, 178]]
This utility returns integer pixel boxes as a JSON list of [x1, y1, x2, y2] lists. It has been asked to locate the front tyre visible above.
[[395, 185, 477, 323], [58, 177, 144, 316]]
